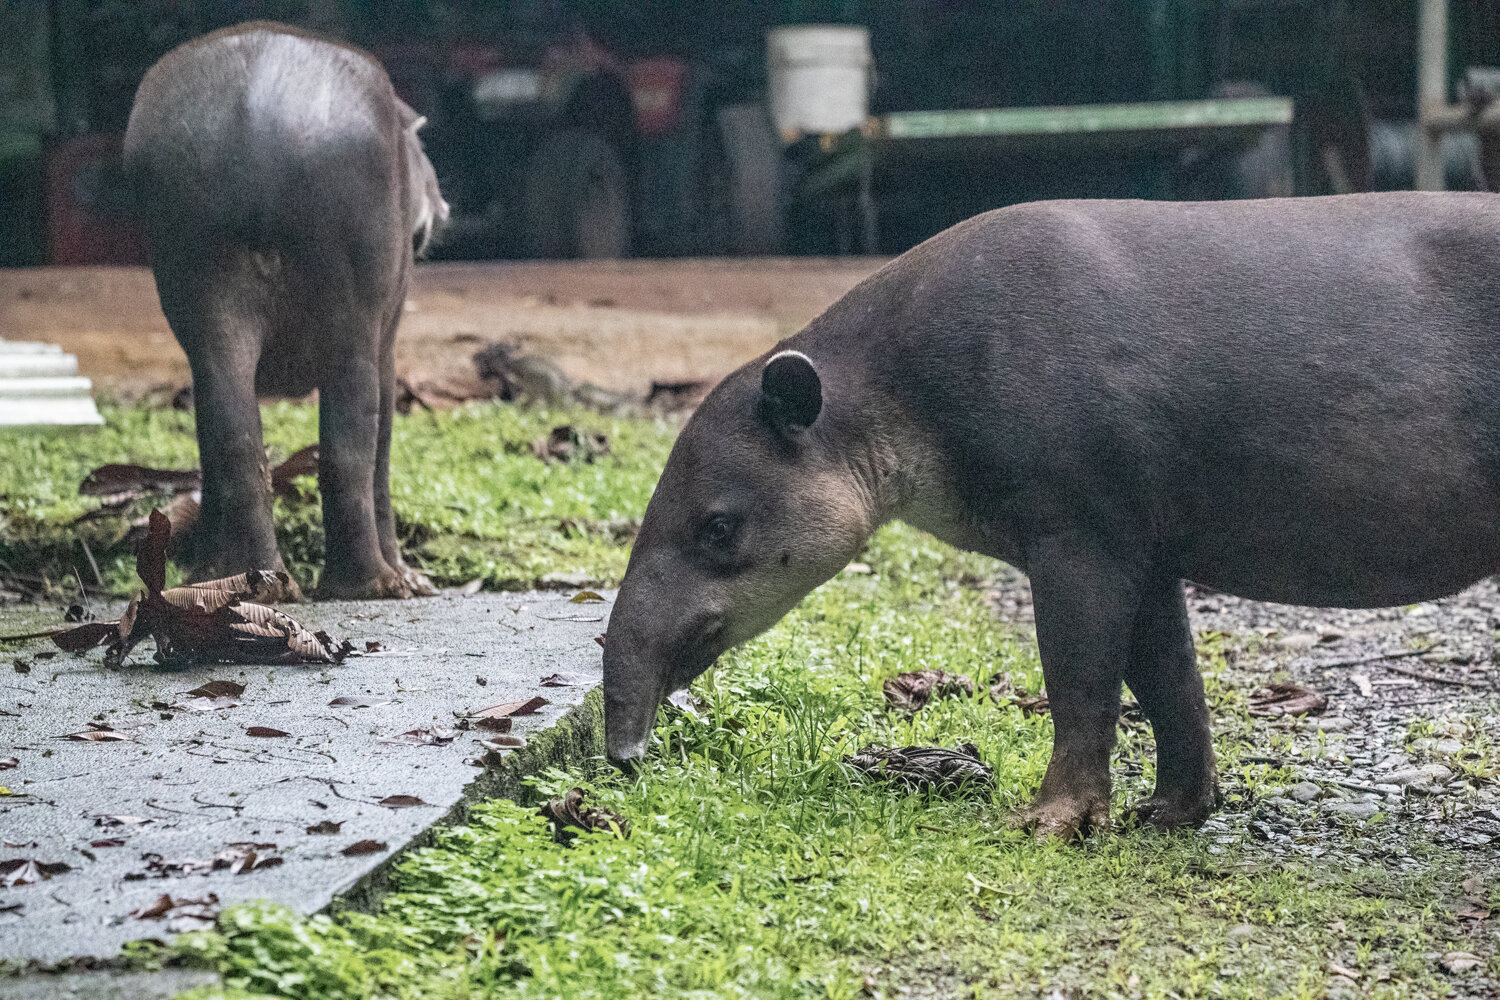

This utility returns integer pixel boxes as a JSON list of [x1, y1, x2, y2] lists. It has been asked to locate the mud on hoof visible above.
[[1128, 788, 1218, 831], [1010, 792, 1111, 841]]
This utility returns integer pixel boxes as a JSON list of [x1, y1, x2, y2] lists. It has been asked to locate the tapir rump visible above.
[[124, 21, 448, 600], [604, 191, 1500, 838]]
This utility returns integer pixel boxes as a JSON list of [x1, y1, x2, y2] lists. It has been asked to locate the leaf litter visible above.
[[538, 787, 630, 843], [0, 859, 71, 887], [141, 842, 283, 877], [33, 511, 350, 667], [1248, 682, 1329, 718], [845, 744, 994, 795], [131, 892, 220, 932], [882, 669, 975, 715]]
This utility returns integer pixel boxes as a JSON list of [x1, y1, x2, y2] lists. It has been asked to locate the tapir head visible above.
[[398, 100, 449, 256], [604, 350, 880, 763]]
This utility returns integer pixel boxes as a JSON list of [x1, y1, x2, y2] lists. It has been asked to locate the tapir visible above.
[[123, 22, 448, 600], [604, 191, 1500, 838]]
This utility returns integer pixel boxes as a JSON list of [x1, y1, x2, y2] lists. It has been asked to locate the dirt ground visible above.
[[0, 258, 885, 401]]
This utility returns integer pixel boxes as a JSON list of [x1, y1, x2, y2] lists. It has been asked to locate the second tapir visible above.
[[124, 21, 448, 599], [605, 191, 1500, 838]]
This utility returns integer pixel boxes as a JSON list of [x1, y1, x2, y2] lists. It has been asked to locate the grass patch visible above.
[[0, 402, 675, 595], [3, 403, 1490, 997]]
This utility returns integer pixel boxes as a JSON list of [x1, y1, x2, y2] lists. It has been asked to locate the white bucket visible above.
[[766, 25, 872, 137]]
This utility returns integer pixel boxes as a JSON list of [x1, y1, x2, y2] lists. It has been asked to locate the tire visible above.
[[522, 129, 632, 259]]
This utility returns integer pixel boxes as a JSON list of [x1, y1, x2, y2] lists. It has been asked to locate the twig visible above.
[[1314, 776, 1389, 796], [1378, 660, 1485, 688], [71, 566, 96, 616], [1310, 647, 1439, 670], [77, 538, 103, 590]]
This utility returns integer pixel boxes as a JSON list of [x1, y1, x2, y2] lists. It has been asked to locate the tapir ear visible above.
[[759, 350, 822, 434]]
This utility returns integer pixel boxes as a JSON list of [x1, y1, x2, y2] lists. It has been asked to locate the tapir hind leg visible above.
[[316, 328, 409, 600], [1121, 575, 1218, 829], [1013, 534, 1142, 839], [158, 260, 300, 600], [372, 305, 435, 596]]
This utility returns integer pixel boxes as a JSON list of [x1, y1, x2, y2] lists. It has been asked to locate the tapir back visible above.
[[819, 193, 1500, 608]]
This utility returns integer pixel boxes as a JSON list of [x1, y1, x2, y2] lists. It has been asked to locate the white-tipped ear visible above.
[[760, 350, 822, 433]]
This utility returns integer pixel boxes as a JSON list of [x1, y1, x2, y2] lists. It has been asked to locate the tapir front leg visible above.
[[1015, 534, 1143, 839], [1122, 575, 1218, 828]]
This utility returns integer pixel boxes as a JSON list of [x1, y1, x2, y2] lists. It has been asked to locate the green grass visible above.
[[3, 403, 1493, 998], [0, 402, 675, 594]]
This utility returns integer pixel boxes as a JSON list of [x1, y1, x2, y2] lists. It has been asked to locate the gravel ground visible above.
[[986, 565, 1500, 999]]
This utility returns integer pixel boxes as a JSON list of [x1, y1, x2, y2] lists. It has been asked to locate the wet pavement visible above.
[[0, 590, 611, 969]]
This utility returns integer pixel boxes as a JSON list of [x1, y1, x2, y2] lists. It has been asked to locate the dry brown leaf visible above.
[[341, 839, 387, 857], [1440, 951, 1482, 973], [845, 743, 994, 794], [305, 820, 343, 835], [882, 670, 975, 715], [378, 795, 431, 809], [0, 858, 70, 886], [379, 725, 455, 746], [246, 726, 290, 738], [0, 757, 17, 770], [60, 728, 132, 742], [89, 838, 125, 848], [539, 787, 630, 843], [472, 697, 548, 720], [329, 695, 394, 709], [539, 674, 578, 687], [95, 815, 149, 827], [79, 464, 200, 502], [1248, 682, 1329, 718]]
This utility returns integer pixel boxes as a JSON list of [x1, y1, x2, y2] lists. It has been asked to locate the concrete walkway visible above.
[[0, 590, 611, 986]]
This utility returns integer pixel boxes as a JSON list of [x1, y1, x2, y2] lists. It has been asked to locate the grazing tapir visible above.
[[124, 22, 449, 599], [605, 191, 1500, 838]]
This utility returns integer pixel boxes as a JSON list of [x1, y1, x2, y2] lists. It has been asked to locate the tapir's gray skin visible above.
[[606, 191, 1500, 838], [124, 22, 449, 599]]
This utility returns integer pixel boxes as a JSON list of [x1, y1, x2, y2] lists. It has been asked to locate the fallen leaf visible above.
[[0, 859, 71, 887], [456, 578, 484, 597], [882, 670, 975, 715], [78, 463, 200, 502], [1350, 672, 1374, 698], [1440, 951, 1482, 973], [476, 735, 526, 750], [594, 634, 607, 648], [59, 728, 133, 742], [845, 743, 994, 795], [95, 815, 149, 828], [539, 787, 630, 843], [472, 716, 513, 733], [341, 839, 387, 857], [329, 695, 394, 709], [1328, 962, 1360, 980], [269, 445, 318, 496], [245, 726, 290, 738], [131, 892, 219, 930], [305, 820, 343, 835], [364, 641, 386, 653], [569, 590, 606, 604], [0, 758, 16, 771], [539, 673, 579, 687], [378, 795, 431, 809], [89, 838, 126, 848], [1248, 682, 1329, 718], [186, 680, 245, 699], [1455, 900, 1491, 921], [379, 725, 455, 746], [1009, 693, 1051, 716], [471, 697, 548, 720]]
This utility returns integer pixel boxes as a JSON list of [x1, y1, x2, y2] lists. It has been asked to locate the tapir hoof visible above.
[[1009, 792, 1111, 841], [317, 565, 418, 601], [393, 561, 437, 597], [1128, 788, 1218, 831]]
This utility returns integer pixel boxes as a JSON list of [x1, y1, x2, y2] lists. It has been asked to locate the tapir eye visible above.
[[700, 513, 739, 550]]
